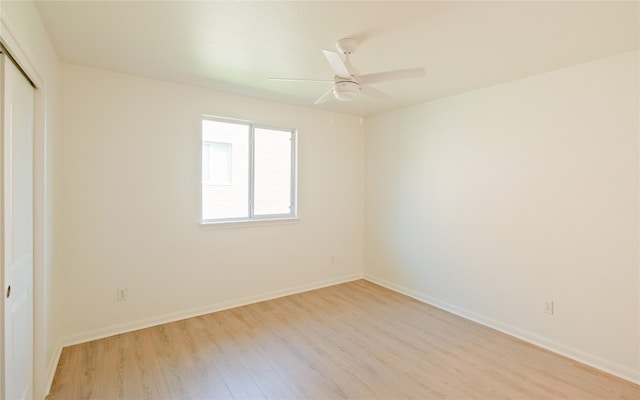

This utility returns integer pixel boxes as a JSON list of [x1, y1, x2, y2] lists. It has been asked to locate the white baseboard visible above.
[[364, 273, 640, 385], [44, 342, 63, 397], [60, 273, 364, 348]]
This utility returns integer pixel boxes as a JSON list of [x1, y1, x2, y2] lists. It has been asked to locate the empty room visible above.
[[0, 1, 638, 399]]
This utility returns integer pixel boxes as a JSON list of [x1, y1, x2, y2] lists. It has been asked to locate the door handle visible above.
[[5, 285, 9, 299]]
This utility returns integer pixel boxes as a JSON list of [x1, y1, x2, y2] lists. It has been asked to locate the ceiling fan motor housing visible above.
[[337, 38, 358, 55], [333, 81, 360, 101]]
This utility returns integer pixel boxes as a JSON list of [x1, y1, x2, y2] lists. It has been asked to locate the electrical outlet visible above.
[[544, 300, 554, 315], [117, 288, 128, 301]]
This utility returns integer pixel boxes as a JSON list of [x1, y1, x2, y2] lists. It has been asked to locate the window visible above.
[[201, 116, 297, 223]]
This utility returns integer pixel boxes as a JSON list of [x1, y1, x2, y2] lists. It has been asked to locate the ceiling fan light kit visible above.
[[333, 81, 360, 101], [271, 37, 426, 104]]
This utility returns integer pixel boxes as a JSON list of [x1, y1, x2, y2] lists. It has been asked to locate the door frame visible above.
[[0, 13, 47, 400]]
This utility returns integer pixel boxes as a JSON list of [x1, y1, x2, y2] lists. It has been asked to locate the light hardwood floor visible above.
[[47, 280, 639, 399]]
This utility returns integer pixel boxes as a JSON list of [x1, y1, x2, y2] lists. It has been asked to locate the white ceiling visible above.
[[35, 1, 639, 116]]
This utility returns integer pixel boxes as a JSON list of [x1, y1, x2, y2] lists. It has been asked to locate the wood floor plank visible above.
[[47, 280, 640, 399]]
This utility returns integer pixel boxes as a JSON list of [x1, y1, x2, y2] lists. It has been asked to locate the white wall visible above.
[[0, 1, 60, 398], [364, 51, 639, 382], [57, 63, 365, 343]]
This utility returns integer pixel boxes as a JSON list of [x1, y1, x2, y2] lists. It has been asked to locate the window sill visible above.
[[199, 217, 299, 230]]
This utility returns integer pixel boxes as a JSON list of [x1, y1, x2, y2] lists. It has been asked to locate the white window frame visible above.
[[201, 115, 298, 225]]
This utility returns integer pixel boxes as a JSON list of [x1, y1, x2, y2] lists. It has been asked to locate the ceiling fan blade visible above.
[[361, 85, 395, 102], [322, 50, 351, 79], [269, 78, 334, 83], [359, 67, 426, 85], [314, 86, 335, 104]]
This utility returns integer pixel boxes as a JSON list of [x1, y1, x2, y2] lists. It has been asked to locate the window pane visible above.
[[209, 142, 232, 184], [254, 128, 292, 216], [202, 120, 249, 220]]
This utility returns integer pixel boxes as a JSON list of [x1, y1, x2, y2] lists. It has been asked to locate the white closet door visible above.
[[1, 53, 35, 400]]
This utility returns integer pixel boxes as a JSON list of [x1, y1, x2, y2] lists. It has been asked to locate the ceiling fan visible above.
[[270, 38, 426, 104]]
